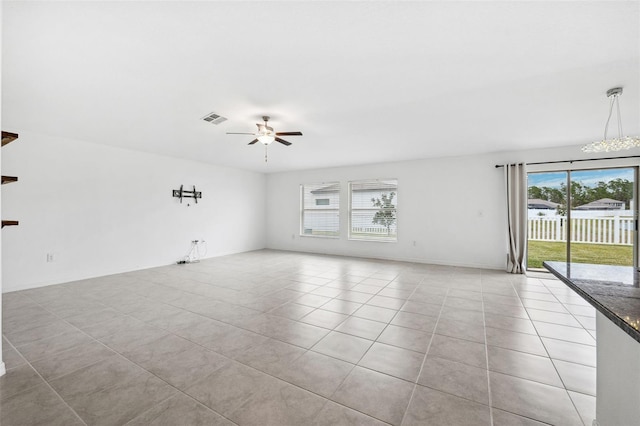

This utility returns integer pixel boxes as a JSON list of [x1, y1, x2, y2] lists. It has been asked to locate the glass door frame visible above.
[[526, 164, 639, 272]]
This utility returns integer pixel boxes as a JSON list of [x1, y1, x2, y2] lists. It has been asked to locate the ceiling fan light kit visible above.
[[582, 87, 640, 153], [257, 135, 275, 145], [226, 116, 303, 162]]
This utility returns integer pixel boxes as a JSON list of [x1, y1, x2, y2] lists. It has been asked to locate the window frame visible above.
[[300, 182, 341, 239], [348, 178, 398, 242]]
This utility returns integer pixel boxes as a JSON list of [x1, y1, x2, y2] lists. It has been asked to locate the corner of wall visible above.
[[0, 0, 5, 375]]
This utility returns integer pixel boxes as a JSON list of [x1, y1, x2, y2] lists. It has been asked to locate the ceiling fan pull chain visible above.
[[265, 145, 268, 162]]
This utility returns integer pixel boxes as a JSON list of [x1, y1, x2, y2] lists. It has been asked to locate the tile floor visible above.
[[0, 250, 597, 425]]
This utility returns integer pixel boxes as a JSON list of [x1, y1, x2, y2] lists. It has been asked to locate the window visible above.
[[349, 179, 398, 241], [301, 182, 340, 237]]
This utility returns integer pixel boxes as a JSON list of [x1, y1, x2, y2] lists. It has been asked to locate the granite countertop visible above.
[[544, 261, 640, 343]]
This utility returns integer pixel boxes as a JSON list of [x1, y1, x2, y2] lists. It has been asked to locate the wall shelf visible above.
[[2, 131, 19, 229], [1, 176, 18, 185], [1, 131, 19, 147]]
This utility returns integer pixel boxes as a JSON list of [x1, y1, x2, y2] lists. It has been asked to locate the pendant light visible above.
[[582, 87, 640, 153]]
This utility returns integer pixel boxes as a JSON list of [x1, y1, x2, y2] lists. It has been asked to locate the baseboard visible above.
[[266, 246, 504, 271], [2, 245, 267, 293]]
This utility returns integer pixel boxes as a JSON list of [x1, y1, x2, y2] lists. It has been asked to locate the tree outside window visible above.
[[371, 192, 396, 236]]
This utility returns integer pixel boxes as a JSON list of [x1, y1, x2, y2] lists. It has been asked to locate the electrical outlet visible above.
[[46, 253, 54, 262]]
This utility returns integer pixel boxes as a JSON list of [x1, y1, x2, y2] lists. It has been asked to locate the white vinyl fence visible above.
[[351, 226, 395, 235], [529, 216, 634, 245]]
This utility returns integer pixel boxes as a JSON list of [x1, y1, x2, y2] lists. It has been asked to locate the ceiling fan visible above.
[[227, 116, 302, 146]]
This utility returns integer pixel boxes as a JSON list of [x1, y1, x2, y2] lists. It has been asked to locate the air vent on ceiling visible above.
[[201, 112, 227, 125]]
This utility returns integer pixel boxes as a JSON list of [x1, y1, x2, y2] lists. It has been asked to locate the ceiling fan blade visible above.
[[275, 131, 303, 136], [275, 137, 292, 146], [248, 139, 259, 145], [227, 132, 256, 135]]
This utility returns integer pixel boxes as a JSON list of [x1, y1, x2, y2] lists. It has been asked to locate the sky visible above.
[[528, 168, 634, 189]]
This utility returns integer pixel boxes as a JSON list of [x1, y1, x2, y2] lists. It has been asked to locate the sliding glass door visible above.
[[527, 167, 636, 270], [568, 168, 635, 267], [527, 171, 568, 269]]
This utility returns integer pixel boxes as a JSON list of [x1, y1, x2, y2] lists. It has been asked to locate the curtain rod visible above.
[[495, 154, 640, 168]]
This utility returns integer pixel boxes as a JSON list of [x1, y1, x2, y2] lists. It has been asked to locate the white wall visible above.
[[4, 132, 637, 291], [267, 154, 507, 269], [1, 131, 267, 292], [266, 145, 640, 270]]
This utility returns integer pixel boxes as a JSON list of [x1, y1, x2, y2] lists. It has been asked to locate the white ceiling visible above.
[[2, 1, 639, 173]]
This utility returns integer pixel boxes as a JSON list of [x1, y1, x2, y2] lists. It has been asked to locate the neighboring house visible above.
[[528, 199, 560, 210], [307, 182, 398, 207], [575, 198, 625, 210], [309, 183, 340, 207]]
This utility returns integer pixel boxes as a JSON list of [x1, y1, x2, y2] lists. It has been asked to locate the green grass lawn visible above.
[[527, 240, 633, 269]]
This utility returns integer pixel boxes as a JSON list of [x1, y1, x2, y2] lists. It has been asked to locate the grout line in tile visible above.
[[1, 321, 88, 425], [6, 252, 597, 426], [18, 293, 240, 426], [527, 278, 589, 425], [481, 279, 495, 426], [398, 284, 447, 426]]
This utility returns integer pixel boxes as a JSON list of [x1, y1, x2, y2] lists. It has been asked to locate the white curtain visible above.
[[505, 163, 527, 274]]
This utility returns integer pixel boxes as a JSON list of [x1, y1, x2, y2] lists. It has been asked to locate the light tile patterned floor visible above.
[[1, 249, 596, 425]]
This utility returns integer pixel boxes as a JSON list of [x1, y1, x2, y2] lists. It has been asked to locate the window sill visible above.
[[348, 237, 397, 243]]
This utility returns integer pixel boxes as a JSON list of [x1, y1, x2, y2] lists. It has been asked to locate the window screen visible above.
[[301, 182, 340, 237], [349, 179, 397, 241]]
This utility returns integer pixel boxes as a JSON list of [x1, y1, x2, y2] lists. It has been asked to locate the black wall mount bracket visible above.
[[172, 185, 202, 204]]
